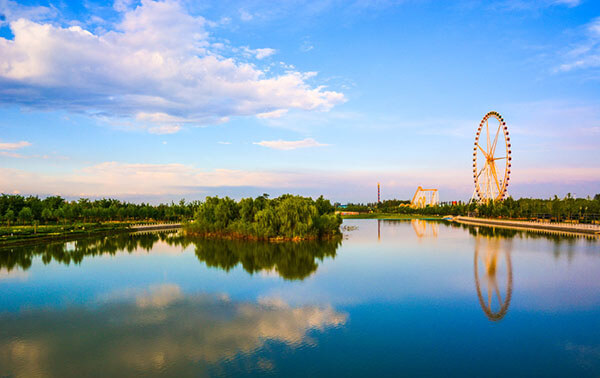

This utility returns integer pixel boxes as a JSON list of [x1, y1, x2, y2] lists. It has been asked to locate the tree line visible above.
[[339, 194, 600, 222], [186, 194, 342, 240], [0, 194, 198, 226]]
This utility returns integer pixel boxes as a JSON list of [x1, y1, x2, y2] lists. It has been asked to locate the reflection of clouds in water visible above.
[[0, 284, 347, 376], [5, 340, 46, 378], [0, 268, 29, 281], [565, 342, 600, 370], [126, 239, 190, 257], [96, 284, 184, 309], [259, 268, 281, 278], [136, 284, 183, 309]]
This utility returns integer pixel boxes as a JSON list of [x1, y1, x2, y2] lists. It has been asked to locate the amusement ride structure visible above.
[[471, 111, 512, 203], [410, 186, 439, 208]]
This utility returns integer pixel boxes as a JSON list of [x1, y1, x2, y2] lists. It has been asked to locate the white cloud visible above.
[[0, 140, 31, 150], [557, 17, 600, 72], [254, 47, 276, 59], [0, 0, 344, 132], [254, 138, 328, 150], [552, 0, 580, 6], [256, 109, 288, 119], [494, 0, 581, 10], [147, 124, 181, 134], [241, 46, 276, 59], [0, 0, 57, 25], [239, 9, 253, 21], [300, 40, 314, 52], [1, 162, 599, 201], [113, 0, 135, 12]]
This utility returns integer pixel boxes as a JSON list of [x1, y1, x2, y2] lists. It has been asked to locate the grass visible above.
[[0, 222, 133, 247]]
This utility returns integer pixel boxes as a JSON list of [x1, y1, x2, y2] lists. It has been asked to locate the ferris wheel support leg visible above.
[[469, 187, 479, 205]]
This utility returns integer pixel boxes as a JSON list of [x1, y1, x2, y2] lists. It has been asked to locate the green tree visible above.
[[4, 209, 15, 226], [41, 208, 53, 223], [18, 207, 33, 224]]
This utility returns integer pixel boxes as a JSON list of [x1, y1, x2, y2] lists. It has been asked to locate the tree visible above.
[[41, 208, 53, 223], [18, 207, 33, 224], [315, 195, 334, 215], [4, 209, 15, 226]]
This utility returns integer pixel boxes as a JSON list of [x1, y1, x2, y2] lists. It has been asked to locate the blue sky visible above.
[[0, 0, 599, 203]]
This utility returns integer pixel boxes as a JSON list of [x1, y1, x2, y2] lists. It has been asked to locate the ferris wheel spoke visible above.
[[494, 282, 503, 306], [476, 165, 486, 178], [486, 119, 491, 154], [493, 156, 506, 160], [488, 163, 495, 197], [476, 143, 488, 159], [490, 162, 501, 193], [491, 123, 502, 156]]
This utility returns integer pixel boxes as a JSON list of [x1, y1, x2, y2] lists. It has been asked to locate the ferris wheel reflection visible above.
[[474, 235, 513, 321]]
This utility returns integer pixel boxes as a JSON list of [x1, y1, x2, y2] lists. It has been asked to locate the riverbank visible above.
[[454, 216, 600, 236], [341, 213, 442, 220], [184, 230, 340, 242], [0, 222, 183, 247]]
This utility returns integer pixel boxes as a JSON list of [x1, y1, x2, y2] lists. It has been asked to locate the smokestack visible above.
[[378, 182, 381, 203]]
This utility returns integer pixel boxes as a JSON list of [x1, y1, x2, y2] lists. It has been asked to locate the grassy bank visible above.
[[341, 213, 443, 220], [0, 222, 133, 247]]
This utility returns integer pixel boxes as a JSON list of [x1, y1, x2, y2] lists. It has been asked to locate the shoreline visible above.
[[0, 222, 183, 248], [454, 216, 600, 237], [183, 230, 341, 242], [341, 214, 442, 220]]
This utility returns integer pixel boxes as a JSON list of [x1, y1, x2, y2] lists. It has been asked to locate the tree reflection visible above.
[[192, 238, 340, 280], [0, 231, 340, 281], [473, 234, 513, 322]]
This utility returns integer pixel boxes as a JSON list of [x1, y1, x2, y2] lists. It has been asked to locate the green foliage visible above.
[[0, 194, 200, 225], [386, 195, 600, 222], [337, 194, 600, 223], [18, 207, 33, 223], [186, 195, 342, 240]]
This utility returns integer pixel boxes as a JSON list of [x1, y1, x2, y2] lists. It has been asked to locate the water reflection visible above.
[[374, 219, 441, 240], [0, 232, 340, 281], [473, 235, 513, 321], [0, 286, 346, 376], [193, 238, 340, 280], [411, 219, 438, 238]]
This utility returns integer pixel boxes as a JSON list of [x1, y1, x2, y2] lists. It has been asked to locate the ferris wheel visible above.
[[472, 111, 512, 202]]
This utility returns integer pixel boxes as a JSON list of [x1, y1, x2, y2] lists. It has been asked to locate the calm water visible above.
[[1, 220, 599, 377]]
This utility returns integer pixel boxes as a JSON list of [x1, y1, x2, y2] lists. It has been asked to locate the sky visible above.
[[0, 0, 599, 203]]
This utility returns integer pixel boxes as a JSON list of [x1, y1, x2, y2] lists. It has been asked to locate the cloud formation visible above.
[[0, 0, 345, 132], [254, 138, 328, 150], [558, 17, 600, 72], [493, 0, 581, 10], [1, 161, 599, 201], [0, 140, 30, 150]]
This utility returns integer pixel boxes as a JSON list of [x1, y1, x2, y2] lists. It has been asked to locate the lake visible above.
[[1, 219, 599, 377]]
